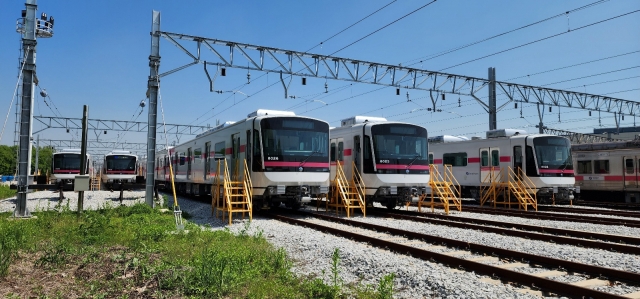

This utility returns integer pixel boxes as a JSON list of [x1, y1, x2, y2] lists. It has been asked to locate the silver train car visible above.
[[154, 109, 330, 209], [429, 129, 575, 203], [50, 148, 92, 189], [329, 116, 430, 209], [572, 141, 640, 203], [101, 150, 139, 190]]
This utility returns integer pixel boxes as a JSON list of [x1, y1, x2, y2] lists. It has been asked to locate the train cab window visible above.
[[338, 142, 344, 161], [214, 142, 225, 160], [443, 153, 467, 166], [594, 160, 610, 174], [625, 159, 634, 174], [491, 150, 499, 167]]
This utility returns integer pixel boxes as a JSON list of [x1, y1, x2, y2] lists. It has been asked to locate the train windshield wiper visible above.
[[299, 150, 320, 167], [406, 154, 421, 169]]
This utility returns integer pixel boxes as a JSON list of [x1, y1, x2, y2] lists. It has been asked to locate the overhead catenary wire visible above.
[[328, 1, 437, 56], [404, 0, 610, 66], [304, 0, 397, 53], [439, 9, 640, 71]]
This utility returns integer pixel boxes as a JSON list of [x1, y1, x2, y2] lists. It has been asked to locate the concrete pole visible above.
[[145, 10, 161, 207], [14, 0, 38, 218], [78, 105, 88, 213], [488, 67, 497, 130]]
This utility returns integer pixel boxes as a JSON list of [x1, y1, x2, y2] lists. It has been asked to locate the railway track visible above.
[[460, 206, 640, 228], [573, 200, 640, 211], [536, 205, 640, 219], [368, 207, 640, 254], [267, 209, 640, 298]]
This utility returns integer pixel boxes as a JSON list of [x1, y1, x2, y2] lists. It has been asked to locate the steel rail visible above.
[[574, 200, 640, 212], [368, 208, 640, 254], [461, 206, 640, 228], [379, 207, 640, 246], [536, 205, 640, 218], [269, 211, 633, 299]]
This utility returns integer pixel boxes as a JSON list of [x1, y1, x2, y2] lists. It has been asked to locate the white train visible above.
[[572, 141, 640, 203], [101, 150, 139, 190], [329, 116, 430, 209], [50, 148, 92, 189], [154, 109, 330, 209], [428, 129, 575, 203]]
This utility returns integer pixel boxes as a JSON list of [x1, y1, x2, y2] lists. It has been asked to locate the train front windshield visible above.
[[53, 154, 81, 171], [371, 124, 429, 174], [533, 136, 573, 173], [260, 117, 329, 172], [105, 155, 136, 172]]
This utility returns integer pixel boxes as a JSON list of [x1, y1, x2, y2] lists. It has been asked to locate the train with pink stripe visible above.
[[101, 150, 140, 190], [154, 109, 330, 209], [572, 141, 640, 203], [329, 116, 430, 209], [428, 129, 575, 203], [50, 148, 93, 190]]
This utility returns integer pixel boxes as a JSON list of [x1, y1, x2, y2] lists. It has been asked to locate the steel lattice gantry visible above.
[[538, 127, 625, 144], [33, 115, 210, 135], [157, 31, 639, 119], [37, 139, 161, 151]]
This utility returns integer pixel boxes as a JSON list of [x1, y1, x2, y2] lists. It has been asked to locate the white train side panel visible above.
[[429, 130, 575, 203], [154, 110, 330, 208], [573, 141, 640, 203]]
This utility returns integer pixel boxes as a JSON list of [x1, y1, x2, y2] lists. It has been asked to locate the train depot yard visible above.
[[2, 0, 639, 298]]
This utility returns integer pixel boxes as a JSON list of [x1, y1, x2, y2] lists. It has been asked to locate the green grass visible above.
[[0, 184, 16, 200], [0, 203, 395, 298]]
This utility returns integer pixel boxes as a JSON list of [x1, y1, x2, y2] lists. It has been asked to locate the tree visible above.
[[0, 145, 54, 176]]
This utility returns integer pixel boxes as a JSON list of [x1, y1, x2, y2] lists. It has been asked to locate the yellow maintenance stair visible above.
[[326, 161, 366, 217], [418, 164, 462, 215], [480, 166, 537, 211], [212, 159, 253, 225]]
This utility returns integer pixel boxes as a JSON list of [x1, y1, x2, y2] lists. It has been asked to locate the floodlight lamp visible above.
[[21, 10, 26, 18], [41, 12, 46, 20]]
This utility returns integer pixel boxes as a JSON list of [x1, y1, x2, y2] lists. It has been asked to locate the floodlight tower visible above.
[[14, 0, 54, 218]]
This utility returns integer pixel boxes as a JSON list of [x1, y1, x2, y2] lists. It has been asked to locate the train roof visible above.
[[175, 109, 327, 148], [428, 129, 570, 144], [572, 140, 640, 151]]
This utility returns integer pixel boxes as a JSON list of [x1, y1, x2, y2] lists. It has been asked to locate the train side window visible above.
[[214, 141, 225, 160], [577, 160, 592, 174], [180, 153, 186, 166], [491, 150, 499, 167], [443, 153, 467, 166], [338, 142, 344, 161], [194, 148, 202, 160], [481, 151, 489, 167], [330, 142, 336, 162], [594, 160, 609, 174], [625, 159, 634, 174]]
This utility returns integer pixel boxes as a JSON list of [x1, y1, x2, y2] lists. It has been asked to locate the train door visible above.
[[353, 135, 361, 176], [231, 133, 240, 177], [479, 147, 500, 183], [330, 138, 343, 181], [513, 146, 523, 178], [204, 142, 211, 180], [623, 156, 638, 189], [187, 148, 192, 179], [245, 130, 251, 177]]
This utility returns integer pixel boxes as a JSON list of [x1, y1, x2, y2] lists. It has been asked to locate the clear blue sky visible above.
[[1, 0, 638, 152]]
